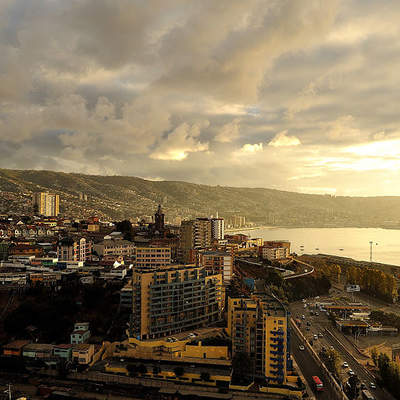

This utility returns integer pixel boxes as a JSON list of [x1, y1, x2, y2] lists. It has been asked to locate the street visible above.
[[291, 300, 394, 400]]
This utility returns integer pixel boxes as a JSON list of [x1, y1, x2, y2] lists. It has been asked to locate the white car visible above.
[[343, 362, 349, 368], [187, 333, 197, 339], [299, 345, 305, 351], [313, 334, 318, 340], [348, 369, 355, 376], [370, 382, 376, 389]]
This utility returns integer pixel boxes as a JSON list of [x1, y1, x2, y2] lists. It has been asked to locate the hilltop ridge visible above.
[[1, 168, 400, 228]]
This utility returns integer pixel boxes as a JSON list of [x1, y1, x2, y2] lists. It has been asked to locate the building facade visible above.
[[32, 192, 60, 216], [260, 241, 290, 261], [57, 237, 91, 262], [130, 265, 223, 339], [179, 218, 212, 263], [227, 295, 290, 384], [93, 239, 135, 257], [199, 251, 233, 283], [210, 218, 225, 240], [135, 246, 171, 269]]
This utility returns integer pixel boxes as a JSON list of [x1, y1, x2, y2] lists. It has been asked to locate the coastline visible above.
[[225, 225, 400, 233]]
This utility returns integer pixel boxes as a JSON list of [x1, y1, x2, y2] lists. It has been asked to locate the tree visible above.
[[126, 364, 138, 377], [174, 366, 184, 377], [371, 347, 378, 366], [232, 352, 253, 383], [201, 372, 211, 381], [153, 365, 161, 375], [346, 375, 359, 400], [137, 363, 147, 375], [115, 220, 134, 241]]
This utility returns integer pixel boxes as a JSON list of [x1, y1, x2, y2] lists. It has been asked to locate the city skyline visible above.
[[1, 1, 400, 196]]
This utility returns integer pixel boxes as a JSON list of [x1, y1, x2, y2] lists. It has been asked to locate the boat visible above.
[[315, 248, 319, 250], [339, 248, 344, 251]]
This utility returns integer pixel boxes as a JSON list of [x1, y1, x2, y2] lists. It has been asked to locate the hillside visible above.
[[1, 168, 400, 228]]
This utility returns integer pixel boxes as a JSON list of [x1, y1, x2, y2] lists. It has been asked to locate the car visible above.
[[313, 334, 318, 340], [310, 311, 314, 315], [299, 345, 305, 351], [343, 362, 349, 368], [187, 332, 197, 339], [166, 337, 174, 342], [306, 327, 310, 331], [318, 332, 323, 338], [348, 369, 355, 376], [301, 314, 305, 320], [309, 340, 313, 346], [315, 312, 319, 316], [306, 322, 311, 326], [370, 382, 376, 389], [330, 346, 334, 351], [304, 304, 307, 308]]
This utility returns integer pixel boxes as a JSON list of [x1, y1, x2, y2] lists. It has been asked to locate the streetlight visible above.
[[369, 241, 378, 262]]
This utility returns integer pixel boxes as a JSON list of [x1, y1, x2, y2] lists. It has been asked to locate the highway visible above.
[[291, 301, 394, 400], [291, 327, 338, 400]]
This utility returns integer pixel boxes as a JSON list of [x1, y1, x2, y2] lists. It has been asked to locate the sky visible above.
[[1, 0, 400, 196]]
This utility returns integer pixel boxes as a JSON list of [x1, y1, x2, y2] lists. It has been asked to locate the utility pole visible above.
[[369, 241, 378, 262]]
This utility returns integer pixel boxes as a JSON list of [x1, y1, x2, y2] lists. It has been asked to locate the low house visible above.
[[70, 322, 91, 344], [53, 344, 73, 361], [72, 344, 94, 364], [22, 343, 54, 360], [71, 330, 91, 344], [3, 340, 30, 357]]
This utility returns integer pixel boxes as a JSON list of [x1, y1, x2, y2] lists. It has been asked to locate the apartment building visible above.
[[179, 218, 212, 263], [198, 251, 233, 283], [260, 241, 290, 261], [210, 217, 225, 240], [93, 238, 135, 257], [32, 192, 60, 217], [135, 246, 171, 268], [57, 237, 91, 262], [130, 265, 223, 340], [227, 294, 290, 385]]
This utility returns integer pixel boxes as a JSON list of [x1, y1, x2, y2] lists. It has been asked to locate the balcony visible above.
[[270, 329, 284, 336]]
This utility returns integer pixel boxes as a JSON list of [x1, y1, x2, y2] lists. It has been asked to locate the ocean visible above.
[[234, 227, 400, 266]]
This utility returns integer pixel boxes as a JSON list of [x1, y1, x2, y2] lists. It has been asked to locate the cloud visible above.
[[150, 122, 209, 161], [238, 143, 264, 154], [268, 131, 301, 147], [1, 0, 400, 195], [214, 119, 241, 143]]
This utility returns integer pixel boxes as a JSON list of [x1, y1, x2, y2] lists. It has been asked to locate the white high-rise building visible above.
[[32, 192, 60, 216], [210, 218, 224, 240]]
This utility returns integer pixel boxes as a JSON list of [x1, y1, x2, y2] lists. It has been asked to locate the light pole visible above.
[[369, 241, 378, 262]]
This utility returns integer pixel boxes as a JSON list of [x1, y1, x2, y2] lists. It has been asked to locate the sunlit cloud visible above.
[[238, 143, 264, 154], [268, 131, 301, 147]]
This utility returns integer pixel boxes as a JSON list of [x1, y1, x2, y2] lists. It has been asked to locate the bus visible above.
[[312, 376, 324, 391]]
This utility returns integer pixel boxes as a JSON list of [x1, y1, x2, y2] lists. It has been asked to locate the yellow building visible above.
[[227, 294, 290, 385], [32, 192, 60, 217], [72, 343, 94, 364], [179, 219, 212, 263], [135, 246, 171, 268], [105, 358, 231, 388], [130, 265, 223, 340]]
